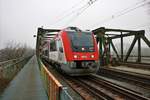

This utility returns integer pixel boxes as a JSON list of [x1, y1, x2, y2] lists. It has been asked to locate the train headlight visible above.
[[91, 55, 94, 58], [74, 55, 78, 59]]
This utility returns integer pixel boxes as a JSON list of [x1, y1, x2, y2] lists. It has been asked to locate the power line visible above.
[[51, 0, 98, 27], [115, 1, 149, 18], [50, 0, 86, 26], [114, 0, 146, 17], [90, 0, 149, 28], [65, 0, 99, 26], [64, 4, 90, 26]]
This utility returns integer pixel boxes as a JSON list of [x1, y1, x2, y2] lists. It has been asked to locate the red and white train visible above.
[[41, 27, 99, 76]]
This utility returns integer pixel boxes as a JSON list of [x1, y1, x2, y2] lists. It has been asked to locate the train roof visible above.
[[64, 27, 91, 33]]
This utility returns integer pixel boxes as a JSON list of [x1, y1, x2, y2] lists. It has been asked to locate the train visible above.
[[41, 27, 100, 76]]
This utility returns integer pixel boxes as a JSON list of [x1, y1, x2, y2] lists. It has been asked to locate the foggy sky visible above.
[[0, 0, 150, 49]]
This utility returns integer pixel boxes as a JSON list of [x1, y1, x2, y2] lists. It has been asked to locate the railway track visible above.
[[42, 59, 96, 100], [63, 74, 149, 100], [88, 75, 149, 100], [119, 63, 150, 70], [98, 67, 150, 90], [42, 60, 149, 100]]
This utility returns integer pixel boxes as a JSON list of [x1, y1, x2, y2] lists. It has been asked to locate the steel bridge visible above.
[[0, 27, 150, 100]]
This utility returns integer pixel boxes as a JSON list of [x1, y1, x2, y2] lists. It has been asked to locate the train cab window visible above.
[[67, 31, 94, 52], [50, 40, 57, 51]]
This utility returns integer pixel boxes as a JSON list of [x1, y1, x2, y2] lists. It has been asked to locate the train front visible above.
[[61, 27, 100, 76]]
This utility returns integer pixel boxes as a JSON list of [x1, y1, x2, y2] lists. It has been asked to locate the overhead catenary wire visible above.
[[115, 1, 149, 18], [113, 0, 147, 17], [51, 0, 98, 27], [90, 0, 150, 29], [64, 0, 99, 26], [64, 2, 93, 26], [50, 0, 86, 26]]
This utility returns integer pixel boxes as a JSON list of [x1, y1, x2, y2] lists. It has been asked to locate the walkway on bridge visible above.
[[0, 56, 48, 100]]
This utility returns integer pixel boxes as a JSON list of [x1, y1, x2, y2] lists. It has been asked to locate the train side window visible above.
[[50, 40, 57, 51]]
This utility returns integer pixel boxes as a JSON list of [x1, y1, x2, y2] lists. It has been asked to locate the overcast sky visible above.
[[0, 0, 150, 49]]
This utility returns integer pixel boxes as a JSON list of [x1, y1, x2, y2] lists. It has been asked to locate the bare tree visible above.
[[0, 41, 34, 62]]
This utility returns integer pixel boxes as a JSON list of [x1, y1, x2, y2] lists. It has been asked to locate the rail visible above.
[[89, 75, 149, 100], [37, 58, 73, 100]]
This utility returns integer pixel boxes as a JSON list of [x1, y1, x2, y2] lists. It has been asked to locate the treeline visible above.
[[0, 42, 35, 62]]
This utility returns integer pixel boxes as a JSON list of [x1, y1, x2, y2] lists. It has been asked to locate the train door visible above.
[[56, 38, 66, 63], [49, 40, 58, 61]]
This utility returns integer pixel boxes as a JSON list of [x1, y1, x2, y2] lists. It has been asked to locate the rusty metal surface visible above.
[[42, 59, 83, 100], [0, 56, 48, 100], [39, 59, 63, 100]]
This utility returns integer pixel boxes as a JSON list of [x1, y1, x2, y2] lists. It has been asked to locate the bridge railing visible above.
[[37, 58, 73, 100], [0, 56, 32, 80], [111, 55, 150, 64]]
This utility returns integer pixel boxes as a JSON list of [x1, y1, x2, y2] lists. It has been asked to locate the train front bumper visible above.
[[61, 60, 100, 76]]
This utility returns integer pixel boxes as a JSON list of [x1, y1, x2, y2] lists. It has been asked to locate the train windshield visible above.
[[67, 31, 94, 52]]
